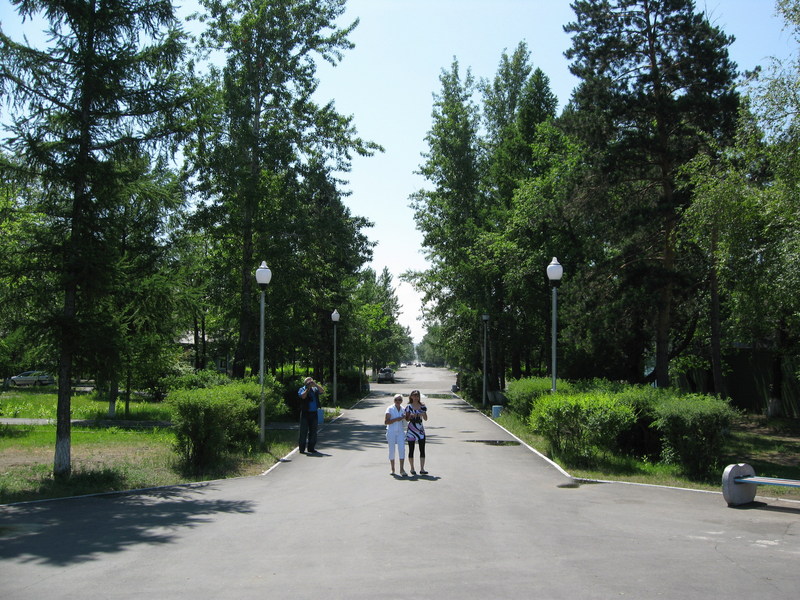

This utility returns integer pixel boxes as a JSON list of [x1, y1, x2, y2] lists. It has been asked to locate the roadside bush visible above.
[[614, 385, 667, 459], [162, 368, 231, 392], [167, 378, 286, 472], [570, 378, 629, 394], [332, 367, 364, 403], [281, 377, 312, 417], [530, 392, 635, 465], [457, 370, 482, 404], [652, 393, 738, 478], [505, 377, 574, 416]]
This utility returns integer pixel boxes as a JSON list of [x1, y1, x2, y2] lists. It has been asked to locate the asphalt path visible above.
[[1, 365, 799, 599]]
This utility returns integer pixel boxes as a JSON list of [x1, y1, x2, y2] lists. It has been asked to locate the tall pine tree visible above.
[[0, 0, 188, 476], [564, 0, 739, 386]]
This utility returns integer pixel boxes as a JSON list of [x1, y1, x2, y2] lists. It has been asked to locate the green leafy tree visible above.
[[187, 0, 378, 380], [563, 0, 739, 387], [410, 47, 560, 386], [352, 268, 412, 372], [480, 43, 558, 382], [0, 0, 188, 476], [408, 59, 487, 374], [416, 324, 448, 367]]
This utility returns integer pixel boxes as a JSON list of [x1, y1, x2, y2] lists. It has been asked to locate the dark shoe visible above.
[[420, 470, 429, 475], [299, 449, 306, 454], [410, 470, 417, 476]]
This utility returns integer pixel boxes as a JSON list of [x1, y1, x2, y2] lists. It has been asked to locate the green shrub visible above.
[[161, 368, 231, 392], [166, 378, 286, 472], [529, 392, 635, 464], [327, 367, 364, 404], [652, 393, 737, 478], [614, 385, 667, 459], [340, 367, 366, 396], [457, 370, 483, 405], [570, 378, 629, 394], [282, 377, 310, 417], [505, 377, 573, 415]]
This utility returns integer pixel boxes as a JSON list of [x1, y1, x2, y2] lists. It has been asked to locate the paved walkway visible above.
[[1, 377, 799, 599]]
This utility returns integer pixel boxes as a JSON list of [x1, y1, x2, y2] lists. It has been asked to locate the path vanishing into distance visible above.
[[1, 365, 799, 599]]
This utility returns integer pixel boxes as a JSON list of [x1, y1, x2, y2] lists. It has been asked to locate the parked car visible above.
[[377, 368, 395, 383], [10, 370, 55, 386]]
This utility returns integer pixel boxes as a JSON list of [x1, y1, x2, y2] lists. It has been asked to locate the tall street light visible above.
[[331, 309, 340, 406], [547, 257, 563, 392], [482, 313, 490, 408], [255, 261, 272, 443]]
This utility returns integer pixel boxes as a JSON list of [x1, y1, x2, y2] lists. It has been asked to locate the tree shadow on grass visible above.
[[1, 467, 132, 505], [0, 483, 255, 566], [561, 454, 656, 477], [0, 424, 37, 439]]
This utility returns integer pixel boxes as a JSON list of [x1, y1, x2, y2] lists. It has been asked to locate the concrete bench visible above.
[[722, 463, 800, 506]]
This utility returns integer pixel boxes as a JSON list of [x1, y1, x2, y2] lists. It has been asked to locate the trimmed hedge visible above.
[[653, 393, 738, 477], [613, 385, 667, 460], [167, 378, 286, 472], [529, 391, 635, 463], [505, 377, 573, 416], [508, 376, 737, 477], [162, 368, 231, 391]]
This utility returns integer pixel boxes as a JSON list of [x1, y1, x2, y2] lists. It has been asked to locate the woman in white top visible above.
[[385, 394, 408, 476]]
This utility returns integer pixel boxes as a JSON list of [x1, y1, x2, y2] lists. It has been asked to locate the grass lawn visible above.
[[0, 387, 173, 421], [0, 424, 297, 504], [0, 387, 332, 504]]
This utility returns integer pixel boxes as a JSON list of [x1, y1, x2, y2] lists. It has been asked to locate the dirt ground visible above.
[[731, 415, 800, 469], [0, 443, 168, 472]]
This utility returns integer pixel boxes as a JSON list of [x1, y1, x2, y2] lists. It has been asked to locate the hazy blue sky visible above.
[[1, 1, 794, 342]]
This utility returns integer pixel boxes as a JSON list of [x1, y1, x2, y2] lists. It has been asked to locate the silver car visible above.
[[10, 371, 55, 386], [377, 368, 395, 383]]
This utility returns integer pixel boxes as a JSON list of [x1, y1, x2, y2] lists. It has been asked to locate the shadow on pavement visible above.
[[732, 501, 800, 515], [0, 486, 254, 566]]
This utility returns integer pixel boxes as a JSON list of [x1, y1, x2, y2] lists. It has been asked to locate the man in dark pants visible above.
[[297, 377, 325, 453]]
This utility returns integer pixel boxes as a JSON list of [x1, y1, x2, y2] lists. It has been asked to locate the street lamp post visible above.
[[546, 257, 563, 392], [482, 313, 490, 408], [331, 309, 340, 406], [255, 261, 272, 443]]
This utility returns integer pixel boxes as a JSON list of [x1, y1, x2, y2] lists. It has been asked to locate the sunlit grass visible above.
[[0, 388, 172, 421], [0, 424, 296, 504]]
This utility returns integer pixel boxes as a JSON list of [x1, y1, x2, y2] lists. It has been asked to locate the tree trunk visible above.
[[709, 230, 727, 398], [768, 323, 786, 417], [54, 350, 72, 478], [655, 221, 675, 388], [55, 274, 77, 478]]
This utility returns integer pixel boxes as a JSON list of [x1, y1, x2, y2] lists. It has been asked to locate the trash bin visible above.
[[492, 405, 503, 418]]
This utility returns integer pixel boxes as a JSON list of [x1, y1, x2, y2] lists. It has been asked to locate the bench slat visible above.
[[734, 476, 800, 488]]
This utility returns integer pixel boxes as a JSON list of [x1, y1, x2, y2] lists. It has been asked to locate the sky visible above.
[[1, 0, 795, 343]]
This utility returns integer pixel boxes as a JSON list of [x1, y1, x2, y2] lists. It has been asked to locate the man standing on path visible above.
[[298, 377, 324, 453]]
